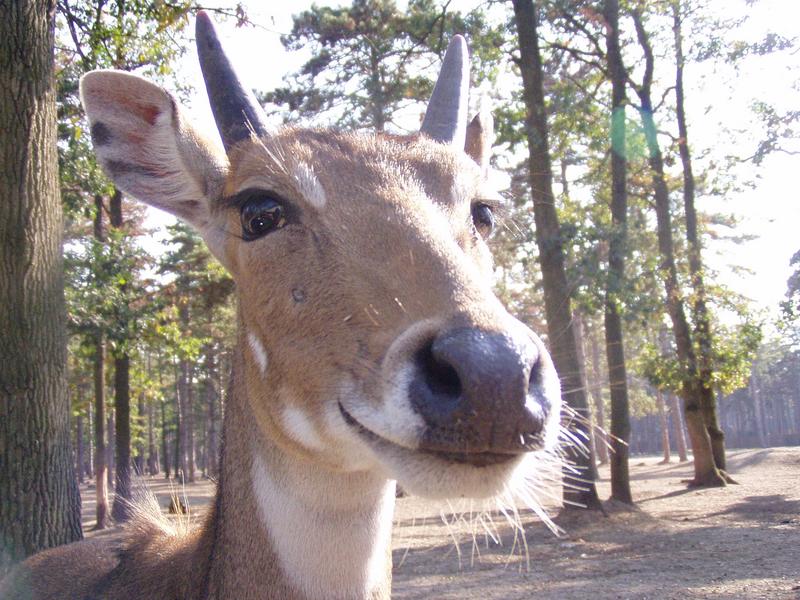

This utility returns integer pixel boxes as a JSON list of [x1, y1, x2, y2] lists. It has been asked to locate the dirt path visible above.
[[80, 447, 800, 599]]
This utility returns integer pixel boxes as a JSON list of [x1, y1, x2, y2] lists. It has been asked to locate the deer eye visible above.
[[471, 202, 495, 239], [240, 194, 286, 240]]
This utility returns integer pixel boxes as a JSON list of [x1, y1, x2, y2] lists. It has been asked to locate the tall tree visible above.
[[0, 0, 83, 573], [671, 0, 726, 472], [629, 6, 726, 487], [511, 0, 603, 510], [602, 0, 632, 504]]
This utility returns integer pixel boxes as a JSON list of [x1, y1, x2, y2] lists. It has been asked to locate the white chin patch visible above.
[[340, 364, 425, 449], [248, 332, 269, 375]]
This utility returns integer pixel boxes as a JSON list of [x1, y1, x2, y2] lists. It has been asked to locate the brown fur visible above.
[[1, 65, 561, 599]]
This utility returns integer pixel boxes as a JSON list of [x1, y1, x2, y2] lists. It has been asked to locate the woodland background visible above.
[[0, 0, 798, 574]]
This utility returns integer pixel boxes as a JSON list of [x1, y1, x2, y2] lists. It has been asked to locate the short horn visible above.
[[420, 35, 470, 147], [196, 11, 268, 152]]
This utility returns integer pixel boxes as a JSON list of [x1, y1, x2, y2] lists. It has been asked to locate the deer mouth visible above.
[[338, 402, 519, 468]]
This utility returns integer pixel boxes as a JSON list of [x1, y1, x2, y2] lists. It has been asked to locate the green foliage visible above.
[[265, 0, 505, 130]]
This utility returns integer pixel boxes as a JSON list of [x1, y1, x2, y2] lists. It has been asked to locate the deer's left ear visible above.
[[464, 110, 494, 179], [80, 70, 228, 230]]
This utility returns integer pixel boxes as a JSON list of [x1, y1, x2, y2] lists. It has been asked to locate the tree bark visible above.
[[76, 412, 85, 484], [603, 0, 632, 505], [206, 346, 219, 479], [631, 8, 725, 488], [588, 323, 609, 464], [512, 0, 603, 511], [672, 1, 727, 472], [108, 190, 133, 520], [86, 393, 94, 479], [111, 354, 132, 521], [0, 0, 83, 572], [177, 356, 189, 483], [656, 388, 671, 463], [93, 332, 110, 528], [106, 412, 114, 489], [187, 365, 196, 483], [668, 392, 688, 461]]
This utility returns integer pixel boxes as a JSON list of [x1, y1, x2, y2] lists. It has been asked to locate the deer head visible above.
[[79, 12, 561, 502]]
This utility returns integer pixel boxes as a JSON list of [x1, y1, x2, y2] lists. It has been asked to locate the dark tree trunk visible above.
[[111, 354, 132, 521], [630, 9, 725, 487], [0, 0, 83, 572], [109, 191, 133, 520], [603, 0, 632, 505], [672, 3, 727, 472], [106, 412, 114, 489], [511, 0, 603, 511]]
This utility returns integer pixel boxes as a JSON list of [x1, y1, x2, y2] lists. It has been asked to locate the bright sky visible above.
[[147, 0, 800, 323]]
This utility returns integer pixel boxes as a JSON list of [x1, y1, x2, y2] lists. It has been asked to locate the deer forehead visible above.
[[223, 130, 484, 214]]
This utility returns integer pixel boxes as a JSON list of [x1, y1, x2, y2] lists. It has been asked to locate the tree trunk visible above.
[[92, 332, 110, 528], [588, 324, 609, 464], [177, 357, 189, 483], [656, 388, 671, 463], [749, 371, 766, 448], [135, 392, 145, 475], [76, 412, 85, 484], [669, 392, 689, 462], [187, 365, 196, 483], [86, 394, 94, 479], [161, 397, 170, 479], [109, 190, 133, 521], [147, 397, 158, 475], [603, 0, 632, 505], [672, 2, 727, 472], [205, 345, 219, 478], [631, 9, 725, 488], [106, 412, 114, 489], [0, 0, 83, 572], [572, 312, 598, 478], [111, 354, 132, 521], [512, 0, 603, 511]]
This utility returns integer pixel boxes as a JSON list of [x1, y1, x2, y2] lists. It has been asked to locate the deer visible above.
[[0, 12, 562, 600]]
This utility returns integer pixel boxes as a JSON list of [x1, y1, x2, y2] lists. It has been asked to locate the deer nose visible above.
[[409, 327, 551, 456]]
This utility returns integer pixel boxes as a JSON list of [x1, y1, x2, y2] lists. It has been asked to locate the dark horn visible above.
[[195, 11, 269, 152], [420, 35, 469, 147]]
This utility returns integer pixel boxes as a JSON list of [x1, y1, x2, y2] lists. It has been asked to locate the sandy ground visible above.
[[80, 447, 800, 599]]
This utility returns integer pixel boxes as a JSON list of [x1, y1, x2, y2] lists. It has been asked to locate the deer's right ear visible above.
[[80, 70, 228, 230]]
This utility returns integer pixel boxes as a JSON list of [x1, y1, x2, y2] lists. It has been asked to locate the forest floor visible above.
[[80, 446, 800, 599]]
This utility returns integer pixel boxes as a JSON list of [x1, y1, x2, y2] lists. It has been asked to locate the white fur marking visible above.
[[248, 332, 268, 374], [282, 406, 325, 451], [251, 452, 394, 600], [293, 162, 327, 209]]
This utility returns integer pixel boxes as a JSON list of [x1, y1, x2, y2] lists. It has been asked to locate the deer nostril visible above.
[[415, 340, 462, 400]]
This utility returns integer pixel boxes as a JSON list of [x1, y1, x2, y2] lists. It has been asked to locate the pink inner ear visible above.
[[98, 88, 162, 126], [121, 100, 162, 126]]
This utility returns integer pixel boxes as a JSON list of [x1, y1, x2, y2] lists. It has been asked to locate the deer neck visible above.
[[205, 344, 395, 600]]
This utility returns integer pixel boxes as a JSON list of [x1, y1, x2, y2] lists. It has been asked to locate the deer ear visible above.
[[80, 70, 228, 230], [464, 110, 494, 179]]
